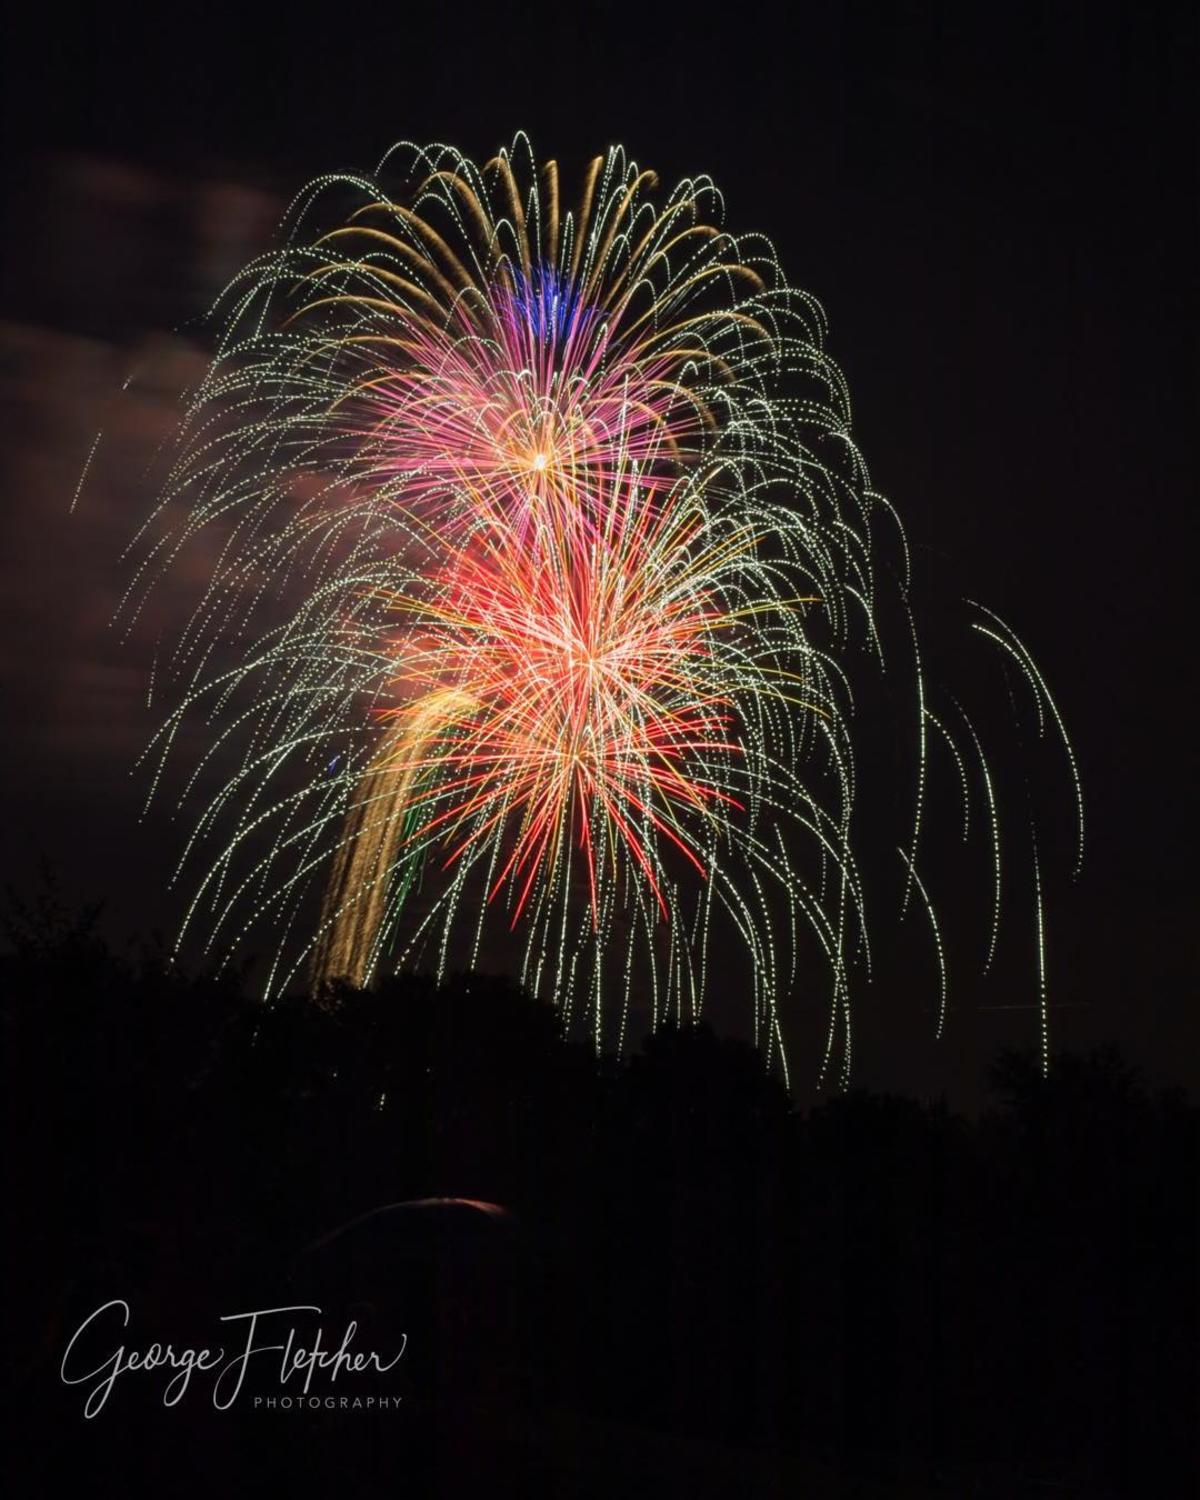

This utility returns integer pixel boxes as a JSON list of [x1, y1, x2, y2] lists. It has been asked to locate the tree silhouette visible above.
[[3, 903, 1195, 1497]]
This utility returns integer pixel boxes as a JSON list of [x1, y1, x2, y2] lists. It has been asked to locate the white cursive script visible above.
[[60, 1300, 407, 1417]]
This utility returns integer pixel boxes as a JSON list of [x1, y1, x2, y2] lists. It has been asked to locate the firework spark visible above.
[[125, 136, 1082, 1084]]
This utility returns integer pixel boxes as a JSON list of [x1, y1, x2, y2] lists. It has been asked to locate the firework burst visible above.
[[126, 135, 1081, 1085]]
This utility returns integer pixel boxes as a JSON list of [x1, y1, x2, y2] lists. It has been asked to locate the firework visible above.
[[126, 136, 1082, 1084]]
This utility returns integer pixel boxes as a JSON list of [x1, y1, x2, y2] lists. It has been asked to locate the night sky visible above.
[[1, 0, 1194, 1103]]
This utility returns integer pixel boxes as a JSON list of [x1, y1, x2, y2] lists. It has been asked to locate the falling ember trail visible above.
[[312, 691, 475, 991]]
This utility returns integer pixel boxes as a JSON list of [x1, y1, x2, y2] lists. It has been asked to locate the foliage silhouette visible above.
[[2, 907, 1195, 1497]]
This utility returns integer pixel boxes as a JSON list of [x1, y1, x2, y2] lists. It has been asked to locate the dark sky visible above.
[[1, 0, 1194, 1102]]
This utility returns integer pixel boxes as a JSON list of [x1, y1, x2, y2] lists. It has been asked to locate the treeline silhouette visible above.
[[3, 889, 1196, 1498]]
